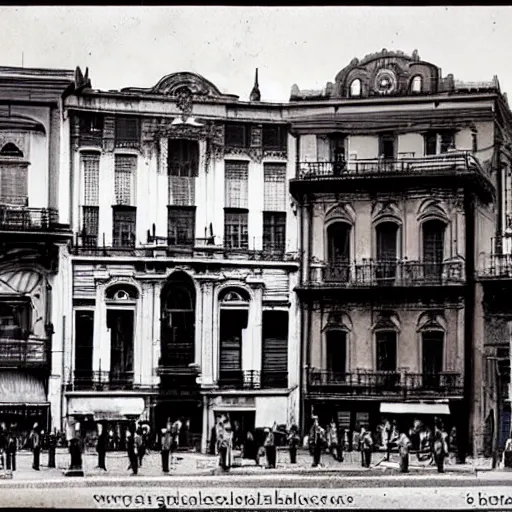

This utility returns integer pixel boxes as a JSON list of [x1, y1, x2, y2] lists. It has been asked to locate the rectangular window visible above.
[[79, 114, 104, 136], [224, 209, 248, 249], [219, 309, 248, 387], [225, 123, 248, 148], [0, 164, 28, 205], [379, 133, 396, 159], [167, 206, 195, 246], [82, 206, 99, 246], [112, 206, 136, 248], [376, 331, 397, 372], [440, 131, 455, 153], [262, 124, 287, 150], [108, 309, 134, 388], [81, 152, 100, 206], [168, 139, 199, 177], [422, 331, 444, 388], [74, 310, 94, 387], [263, 163, 287, 211], [225, 161, 249, 208], [115, 116, 140, 143], [326, 330, 347, 377], [263, 212, 286, 252], [114, 155, 136, 206], [424, 132, 437, 156], [261, 310, 288, 388]]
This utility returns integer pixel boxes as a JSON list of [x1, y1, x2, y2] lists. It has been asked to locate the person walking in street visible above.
[[126, 424, 138, 476], [160, 427, 172, 473], [5, 429, 16, 472], [287, 425, 300, 464], [48, 432, 57, 468], [96, 424, 108, 471], [432, 419, 448, 473], [360, 428, 374, 468], [309, 416, 326, 468], [264, 428, 276, 469], [29, 423, 40, 471], [398, 430, 412, 473]]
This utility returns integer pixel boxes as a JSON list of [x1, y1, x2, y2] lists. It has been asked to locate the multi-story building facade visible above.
[[287, 49, 507, 458], [0, 66, 74, 438], [62, 70, 300, 451]]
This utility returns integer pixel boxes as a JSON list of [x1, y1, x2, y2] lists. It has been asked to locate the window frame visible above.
[[112, 205, 137, 248], [263, 211, 286, 253], [224, 123, 249, 148], [167, 205, 196, 246], [224, 208, 249, 250], [114, 116, 141, 144]]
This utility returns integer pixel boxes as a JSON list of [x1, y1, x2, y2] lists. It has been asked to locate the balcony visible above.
[[0, 338, 49, 368], [305, 259, 465, 288], [72, 233, 298, 262], [68, 370, 135, 391], [307, 368, 463, 399], [0, 204, 69, 235], [290, 152, 494, 202], [479, 253, 512, 279], [218, 370, 288, 390]]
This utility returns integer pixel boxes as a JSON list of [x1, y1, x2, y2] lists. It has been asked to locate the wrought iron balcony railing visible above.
[[308, 259, 465, 287], [478, 253, 512, 278], [218, 369, 289, 389], [0, 205, 62, 232], [307, 368, 463, 397], [68, 370, 134, 391], [0, 338, 48, 367], [295, 152, 487, 180]]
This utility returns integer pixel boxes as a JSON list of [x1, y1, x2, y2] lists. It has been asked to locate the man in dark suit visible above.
[[30, 424, 40, 471], [97, 424, 108, 471]]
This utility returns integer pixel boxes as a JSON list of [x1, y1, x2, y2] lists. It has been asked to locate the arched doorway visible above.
[[157, 272, 200, 449]]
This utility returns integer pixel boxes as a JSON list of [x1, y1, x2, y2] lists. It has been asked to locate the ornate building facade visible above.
[[0, 66, 74, 438], [287, 49, 510, 458], [61, 71, 300, 451]]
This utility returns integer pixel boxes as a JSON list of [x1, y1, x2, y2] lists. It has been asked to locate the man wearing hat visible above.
[[160, 427, 172, 473], [308, 416, 326, 468]]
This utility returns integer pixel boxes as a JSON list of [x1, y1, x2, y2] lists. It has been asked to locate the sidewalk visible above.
[[0, 448, 500, 480]]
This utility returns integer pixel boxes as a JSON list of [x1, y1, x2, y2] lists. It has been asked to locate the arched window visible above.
[[411, 76, 422, 93], [375, 221, 399, 281], [349, 79, 361, 97], [0, 142, 28, 206], [422, 220, 446, 282], [326, 222, 351, 282], [219, 288, 250, 388], [160, 273, 196, 368], [105, 283, 138, 389]]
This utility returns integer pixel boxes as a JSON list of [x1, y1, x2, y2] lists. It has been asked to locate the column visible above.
[[151, 281, 162, 386], [99, 152, 115, 246], [138, 281, 152, 387], [93, 282, 110, 379], [248, 285, 263, 374], [199, 280, 215, 385], [194, 278, 203, 369]]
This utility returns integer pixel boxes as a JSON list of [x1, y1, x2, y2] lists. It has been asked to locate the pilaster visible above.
[[197, 278, 216, 386], [151, 281, 162, 386]]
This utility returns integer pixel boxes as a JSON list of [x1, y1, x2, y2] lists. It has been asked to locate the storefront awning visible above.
[[380, 402, 450, 415], [0, 371, 46, 403], [68, 397, 145, 421]]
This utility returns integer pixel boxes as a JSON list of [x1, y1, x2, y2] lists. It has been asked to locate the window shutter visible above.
[[168, 176, 196, 206], [114, 155, 136, 206], [263, 164, 286, 211], [0, 164, 28, 205], [225, 161, 248, 208], [82, 153, 100, 206]]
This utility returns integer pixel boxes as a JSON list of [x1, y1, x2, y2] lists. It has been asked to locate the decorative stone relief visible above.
[[0, 131, 29, 157]]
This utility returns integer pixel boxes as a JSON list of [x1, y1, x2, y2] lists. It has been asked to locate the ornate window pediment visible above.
[[372, 311, 401, 332], [417, 311, 446, 332], [323, 311, 353, 332], [325, 202, 356, 224]]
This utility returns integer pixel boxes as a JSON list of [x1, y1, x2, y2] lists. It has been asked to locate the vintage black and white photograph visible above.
[[0, 5, 511, 510]]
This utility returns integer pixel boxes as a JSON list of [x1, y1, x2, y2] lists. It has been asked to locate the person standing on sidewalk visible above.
[[398, 430, 412, 473], [264, 428, 276, 469], [309, 416, 326, 468], [96, 424, 108, 471], [360, 428, 374, 468], [287, 425, 300, 464], [327, 421, 343, 462], [126, 424, 138, 476], [160, 427, 172, 473], [135, 427, 145, 467], [48, 432, 57, 468], [432, 419, 448, 473], [29, 423, 40, 471], [5, 429, 16, 472]]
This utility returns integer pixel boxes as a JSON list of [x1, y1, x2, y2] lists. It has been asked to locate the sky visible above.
[[0, 6, 511, 102]]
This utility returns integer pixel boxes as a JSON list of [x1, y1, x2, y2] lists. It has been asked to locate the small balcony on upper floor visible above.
[[306, 368, 463, 401], [0, 337, 49, 370], [289, 151, 494, 203], [217, 369, 289, 390], [0, 198, 71, 241], [300, 258, 465, 290]]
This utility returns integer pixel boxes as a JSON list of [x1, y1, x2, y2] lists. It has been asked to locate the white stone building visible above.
[[61, 70, 300, 451]]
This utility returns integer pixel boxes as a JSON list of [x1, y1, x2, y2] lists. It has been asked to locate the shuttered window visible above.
[[219, 309, 248, 385], [263, 163, 286, 211], [81, 152, 100, 206], [82, 206, 99, 246], [422, 220, 445, 280], [0, 164, 28, 205], [167, 206, 195, 246], [114, 155, 136, 206], [115, 116, 140, 143], [261, 310, 288, 388], [225, 161, 248, 208], [225, 124, 248, 148]]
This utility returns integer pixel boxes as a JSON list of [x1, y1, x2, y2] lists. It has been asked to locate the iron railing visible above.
[[479, 253, 512, 278], [0, 205, 60, 231], [296, 152, 487, 180], [311, 259, 464, 286], [68, 370, 134, 391], [0, 338, 48, 367], [307, 368, 463, 397], [218, 369, 288, 389]]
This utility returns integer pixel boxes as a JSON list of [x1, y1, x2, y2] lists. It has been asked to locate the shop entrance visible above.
[[215, 410, 255, 449]]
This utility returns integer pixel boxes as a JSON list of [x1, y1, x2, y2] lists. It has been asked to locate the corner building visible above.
[[62, 71, 300, 451], [288, 49, 507, 457]]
